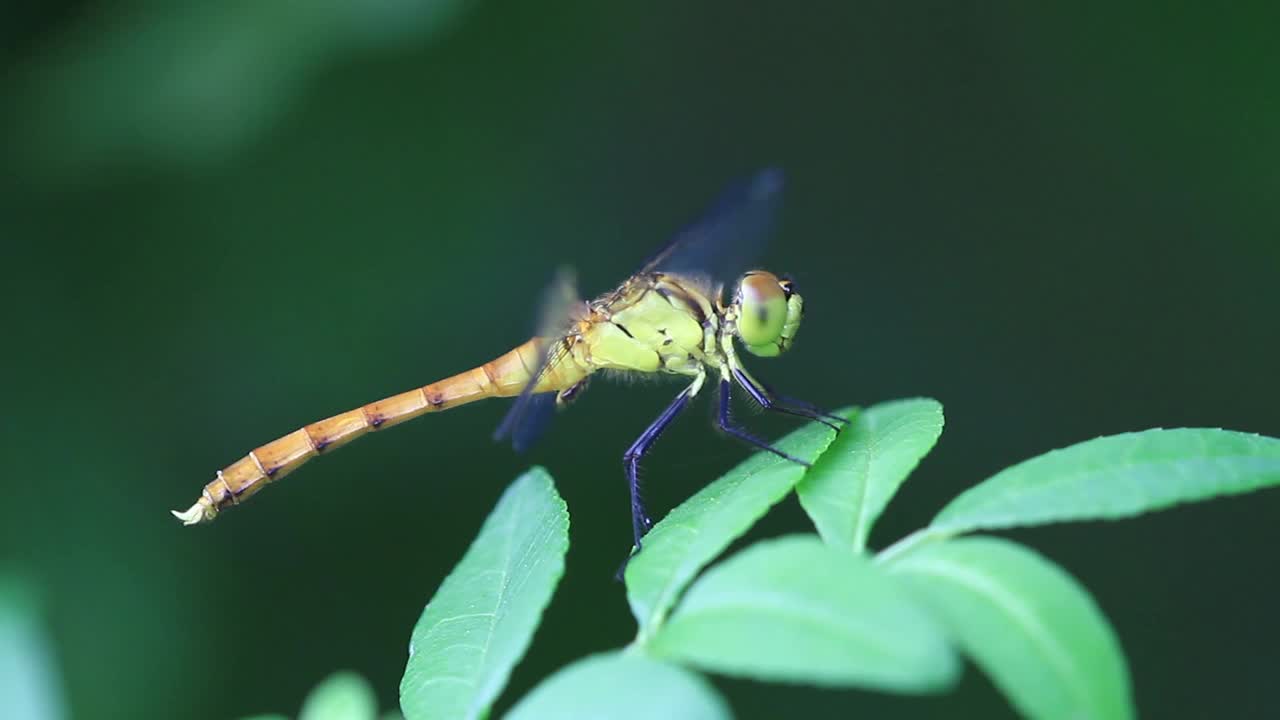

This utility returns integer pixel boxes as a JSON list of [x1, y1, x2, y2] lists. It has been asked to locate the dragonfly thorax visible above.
[[576, 273, 715, 377]]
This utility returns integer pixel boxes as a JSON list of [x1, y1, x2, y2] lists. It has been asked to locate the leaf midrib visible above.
[[900, 555, 1091, 713], [670, 588, 934, 670], [935, 452, 1280, 532]]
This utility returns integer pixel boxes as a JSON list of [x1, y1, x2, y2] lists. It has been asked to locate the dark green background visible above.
[[3, 2, 1277, 718]]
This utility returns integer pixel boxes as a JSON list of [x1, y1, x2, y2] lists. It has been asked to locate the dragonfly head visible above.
[[731, 271, 803, 357]]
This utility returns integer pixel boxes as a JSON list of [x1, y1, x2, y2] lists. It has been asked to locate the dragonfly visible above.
[[172, 168, 846, 554]]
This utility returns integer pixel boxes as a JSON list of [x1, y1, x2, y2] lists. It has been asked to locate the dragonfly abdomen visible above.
[[172, 338, 584, 526]]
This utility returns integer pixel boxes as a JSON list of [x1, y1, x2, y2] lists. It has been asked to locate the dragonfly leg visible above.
[[731, 368, 848, 431], [622, 375, 704, 553], [716, 377, 812, 467]]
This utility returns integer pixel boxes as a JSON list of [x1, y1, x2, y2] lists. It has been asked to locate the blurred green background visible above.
[[3, 2, 1277, 718]]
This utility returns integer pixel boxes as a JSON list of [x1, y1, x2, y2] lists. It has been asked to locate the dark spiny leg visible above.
[[773, 393, 849, 426], [622, 385, 694, 552], [733, 368, 848, 430], [717, 378, 811, 467]]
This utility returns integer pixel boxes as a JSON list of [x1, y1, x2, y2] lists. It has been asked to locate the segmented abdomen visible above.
[[175, 337, 587, 524]]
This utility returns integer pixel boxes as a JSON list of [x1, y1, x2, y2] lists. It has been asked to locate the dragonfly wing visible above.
[[492, 345, 565, 452], [638, 167, 786, 284], [493, 378, 559, 453], [493, 268, 582, 452]]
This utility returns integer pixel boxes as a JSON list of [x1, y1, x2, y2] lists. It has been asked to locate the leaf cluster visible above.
[[253, 399, 1280, 719]]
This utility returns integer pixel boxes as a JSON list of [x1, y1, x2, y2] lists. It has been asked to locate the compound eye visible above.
[[736, 271, 788, 349]]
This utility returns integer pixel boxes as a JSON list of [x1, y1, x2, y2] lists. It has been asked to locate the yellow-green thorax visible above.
[[575, 273, 718, 377], [553, 268, 804, 389]]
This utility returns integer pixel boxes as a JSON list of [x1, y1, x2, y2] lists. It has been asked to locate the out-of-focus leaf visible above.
[[624, 413, 844, 637], [299, 671, 378, 720], [0, 578, 67, 720], [504, 652, 731, 720], [932, 428, 1280, 534], [2, 0, 476, 180], [647, 536, 958, 693], [888, 537, 1133, 720], [400, 468, 569, 720], [797, 398, 942, 552]]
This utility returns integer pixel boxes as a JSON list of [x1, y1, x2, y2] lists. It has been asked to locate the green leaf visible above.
[[797, 398, 943, 552], [504, 652, 731, 720], [0, 578, 67, 720], [887, 537, 1133, 720], [932, 428, 1280, 534], [400, 468, 570, 720], [647, 536, 958, 693], [300, 671, 378, 720], [625, 413, 843, 637]]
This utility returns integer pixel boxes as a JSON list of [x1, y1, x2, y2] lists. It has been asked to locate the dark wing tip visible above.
[[751, 167, 786, 197], [635, 166, 788, 280]]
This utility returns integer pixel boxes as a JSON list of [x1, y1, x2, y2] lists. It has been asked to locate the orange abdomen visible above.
[[173, 338, 585, 525]]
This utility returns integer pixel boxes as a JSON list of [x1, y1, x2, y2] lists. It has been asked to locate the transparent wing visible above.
[[493, 268, 582, 452], [637, 167, 786, 284]]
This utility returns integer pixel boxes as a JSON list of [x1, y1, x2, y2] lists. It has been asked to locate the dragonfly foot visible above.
[[615, 545, 642, 582]]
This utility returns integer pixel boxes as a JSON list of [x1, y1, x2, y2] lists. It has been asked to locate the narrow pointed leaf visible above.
[[400, 468, 569, 720], [888, 537, 1133, 720], [932, 428, 1280, 534], [625, 413, 844, 636], [300, 671, 378, 720], [504, 652, 731, 720], [797, 398, 942, 552], [647, 536, 958, 692]]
